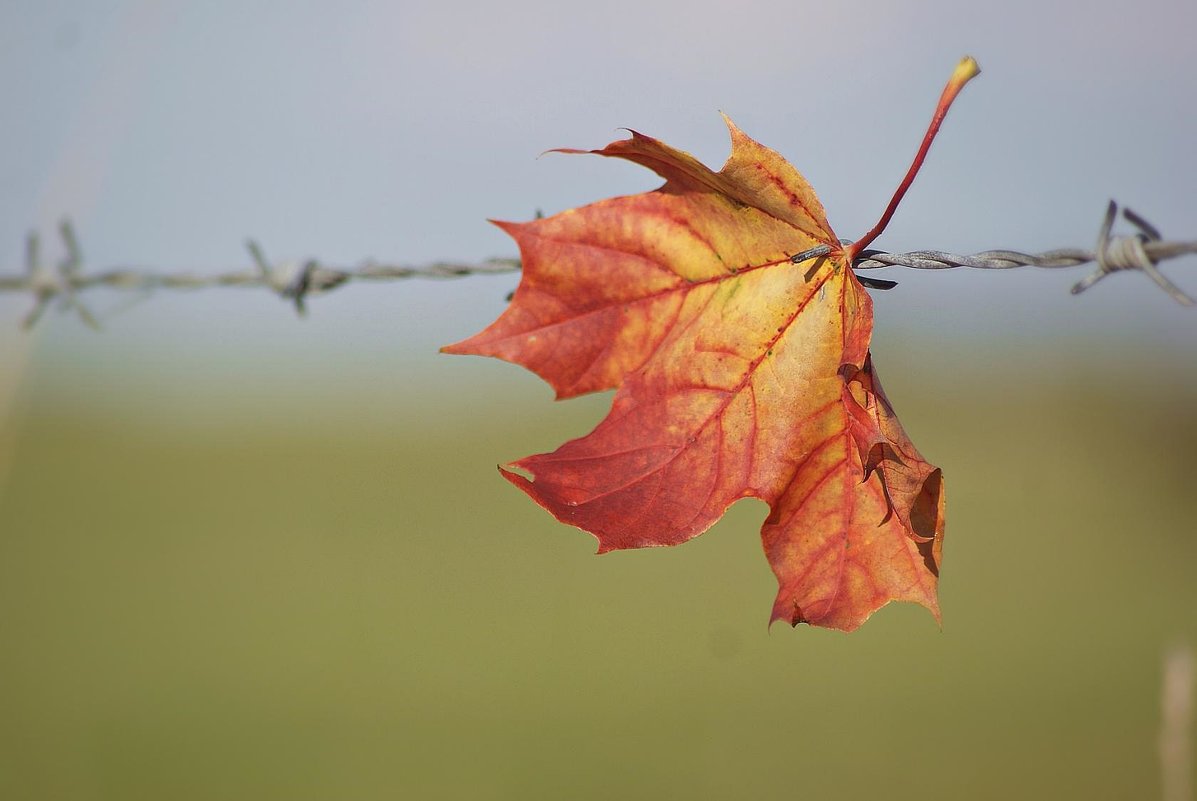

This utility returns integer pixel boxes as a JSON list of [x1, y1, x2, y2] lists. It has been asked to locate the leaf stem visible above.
[[846, 57, 980, 262]]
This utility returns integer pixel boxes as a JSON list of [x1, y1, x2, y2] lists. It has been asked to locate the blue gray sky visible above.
[[1, 0, 1194, 417]]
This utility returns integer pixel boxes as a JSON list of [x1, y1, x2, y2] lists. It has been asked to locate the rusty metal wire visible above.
[[2, 201, 1192, 328]]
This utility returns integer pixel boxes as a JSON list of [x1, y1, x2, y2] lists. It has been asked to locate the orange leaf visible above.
[[446, 59, 977, 631]]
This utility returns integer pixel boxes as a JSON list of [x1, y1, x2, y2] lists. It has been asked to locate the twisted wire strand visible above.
[[2, 201, 1192, 328]]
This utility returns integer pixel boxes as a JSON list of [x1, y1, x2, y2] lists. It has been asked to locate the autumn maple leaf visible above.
[[445, 58, 979, 631]]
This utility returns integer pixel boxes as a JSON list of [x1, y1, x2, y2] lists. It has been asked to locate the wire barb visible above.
[[1068, 201, 1194, 306], [1, 203, 1192, 327], [851, 202, 1196, 306]]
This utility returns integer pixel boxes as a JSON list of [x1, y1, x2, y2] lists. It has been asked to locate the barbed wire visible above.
[[2, 201, 1192, 329]]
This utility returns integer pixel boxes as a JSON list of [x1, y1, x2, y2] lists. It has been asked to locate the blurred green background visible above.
[[1, 309, 1194, 800]]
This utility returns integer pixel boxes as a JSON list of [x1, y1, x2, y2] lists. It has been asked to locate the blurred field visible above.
[[0, 332, 1194, 801]]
